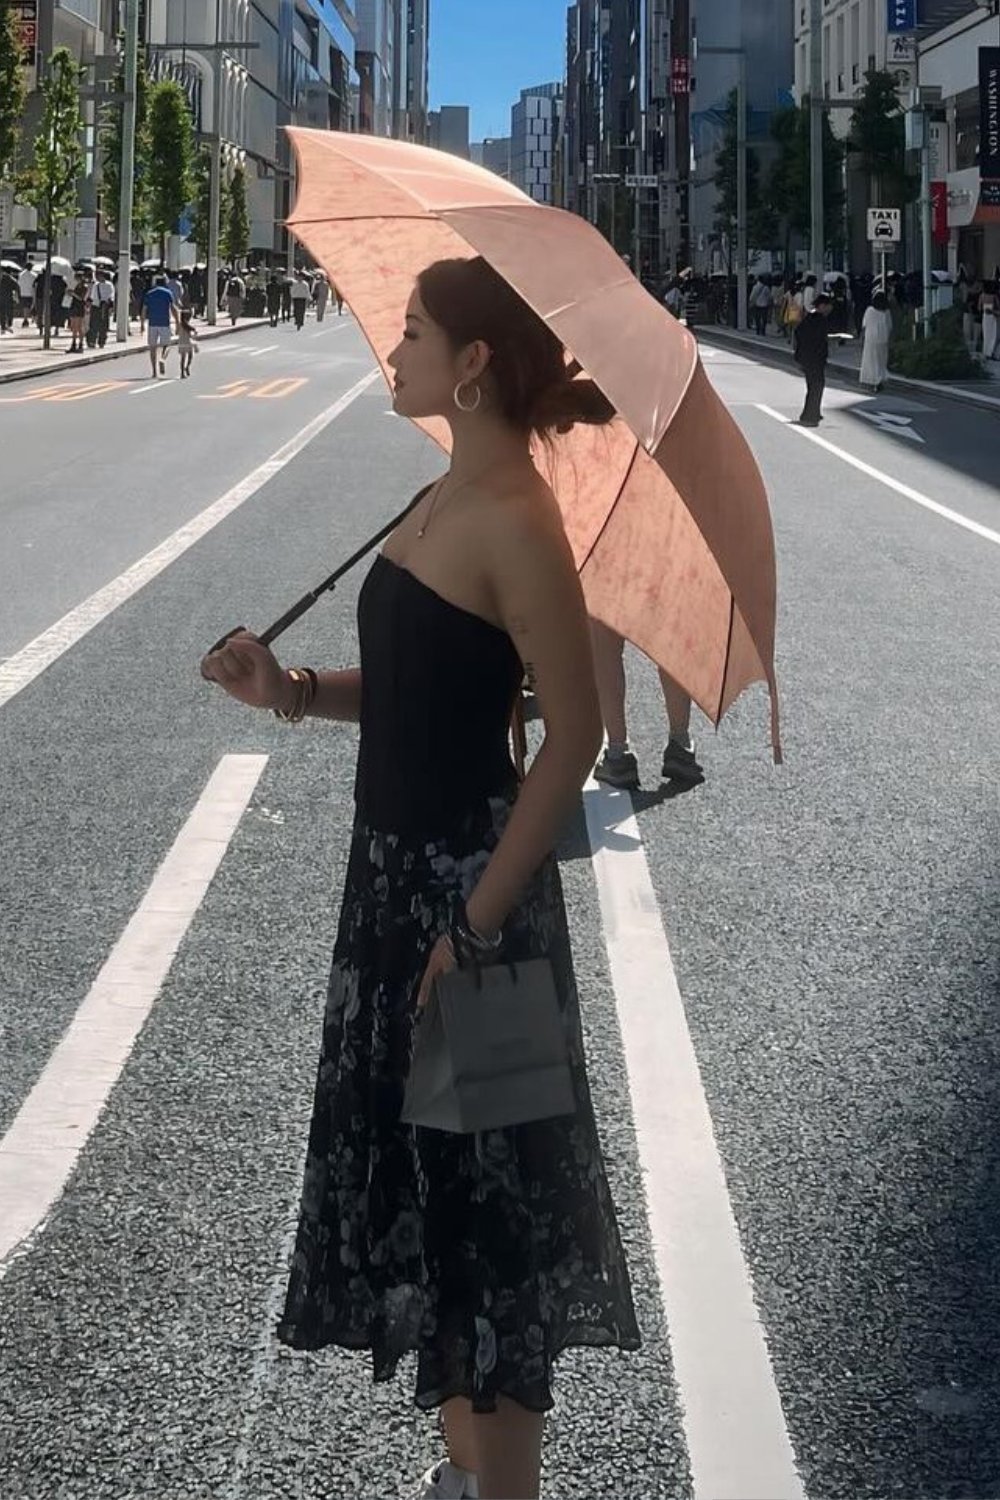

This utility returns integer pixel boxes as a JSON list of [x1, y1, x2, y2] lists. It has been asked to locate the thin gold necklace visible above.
[[416, 461, 516, 539]]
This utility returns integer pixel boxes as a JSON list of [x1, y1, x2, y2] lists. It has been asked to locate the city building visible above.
[[356, 0, 399, 137], [481, 136, 512, 180], [405, 0, 431, 143], [793, 0, 999, 276], [145, 0, 358, 264], [429, 104, 470, 158], [510, 83, 563, 205], [687, 0, 795, 276]]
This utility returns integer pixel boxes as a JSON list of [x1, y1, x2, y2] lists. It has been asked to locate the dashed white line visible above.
[[0, 754, 268, 1279], [249, 344, 279, 357], [0, 368, 382, 711], [756, 403, 1000, 548], [584, 779, 807, 1500], [128, 379, 173, 394]]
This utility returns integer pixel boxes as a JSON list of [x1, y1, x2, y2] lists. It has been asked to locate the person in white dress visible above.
[[859, 290, 893, 391], [980, 280, 998, 361]]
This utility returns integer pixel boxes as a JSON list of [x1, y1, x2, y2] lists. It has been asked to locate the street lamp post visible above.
[[115, 0, 139, 343], [698, 45, 748, 331], [809, 0, 825, 278]]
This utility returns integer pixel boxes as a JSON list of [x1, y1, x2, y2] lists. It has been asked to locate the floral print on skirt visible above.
[[276, 794, 641, 1413]]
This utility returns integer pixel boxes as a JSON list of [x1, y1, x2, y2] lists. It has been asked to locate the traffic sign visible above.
[[867, 207, 901, 243]]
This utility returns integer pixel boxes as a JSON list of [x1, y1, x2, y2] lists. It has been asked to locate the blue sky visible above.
[[428, 0, 567, 141]]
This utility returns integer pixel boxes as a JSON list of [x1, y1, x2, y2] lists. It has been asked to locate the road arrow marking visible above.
[[856, 409, 925, 443]]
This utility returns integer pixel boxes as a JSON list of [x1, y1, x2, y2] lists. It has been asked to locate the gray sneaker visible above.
[[412, 1459, 479, 1499], [661, 738, 704, 784], [594, 749, 639, 790]]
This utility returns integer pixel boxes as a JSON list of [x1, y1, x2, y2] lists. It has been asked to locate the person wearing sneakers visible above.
[[140, 273, 180, 377], [590, 620, 703, 790]]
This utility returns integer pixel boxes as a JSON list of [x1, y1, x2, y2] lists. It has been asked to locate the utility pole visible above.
[[736, 50, 747, 331], [809, 0, 824, 277], [115, 0, 139, 343], [207, 0, 223, 326]]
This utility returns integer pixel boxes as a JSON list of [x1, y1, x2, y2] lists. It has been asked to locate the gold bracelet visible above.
[[274, 669, 307, 723]]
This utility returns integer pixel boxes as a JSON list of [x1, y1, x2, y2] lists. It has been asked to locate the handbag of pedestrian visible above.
[[401, 945, 576, 1134]]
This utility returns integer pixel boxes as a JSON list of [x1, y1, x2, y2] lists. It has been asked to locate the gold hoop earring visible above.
[[453, 380, 482, 413]]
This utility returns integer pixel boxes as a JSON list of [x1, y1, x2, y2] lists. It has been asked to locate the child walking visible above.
[[178, 311, 199, 378]]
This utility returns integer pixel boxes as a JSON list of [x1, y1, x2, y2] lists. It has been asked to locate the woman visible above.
[[66, 274, 88, 353], [859, 290, 892, 391], [200, 256, 640, 1500]]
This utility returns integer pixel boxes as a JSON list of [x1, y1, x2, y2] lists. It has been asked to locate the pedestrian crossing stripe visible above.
[[0, 376, 310, 405], [198, 377, 308, 400], [0, 383, 67, 403], [45, 381, 122, 403]]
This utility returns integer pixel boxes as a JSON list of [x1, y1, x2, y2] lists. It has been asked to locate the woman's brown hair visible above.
[[416, 256, 616, 438]]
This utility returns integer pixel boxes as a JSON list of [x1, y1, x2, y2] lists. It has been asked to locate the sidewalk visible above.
[[0, 316, 270, 386], [698, 322, 1000, 412]]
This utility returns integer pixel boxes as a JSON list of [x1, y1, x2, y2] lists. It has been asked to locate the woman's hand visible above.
[[200, 629, 290, 711], [416, 934, 458, 1012]]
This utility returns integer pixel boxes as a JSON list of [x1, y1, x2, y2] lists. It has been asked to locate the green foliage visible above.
[[220, 164, 250, 264], [888, 335, 986, 380], [146, 79, 195, 258], [99, 40, 151, 238], [848, 71, 919, 208], [0, 2, 27, 182], [21, 48, 84, 233], [712, 89, 780, 258], [187, 145, 212, 249], [765, 102, 845, 262]]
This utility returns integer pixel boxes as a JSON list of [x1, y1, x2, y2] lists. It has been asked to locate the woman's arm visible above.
[[282, 668, 362, 723], [463, 504, 603, 940]]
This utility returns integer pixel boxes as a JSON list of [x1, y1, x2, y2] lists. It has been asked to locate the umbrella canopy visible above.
[[0, 259, 23, 271], [45, 255, 74, 277], [286, 129, 781, 757]]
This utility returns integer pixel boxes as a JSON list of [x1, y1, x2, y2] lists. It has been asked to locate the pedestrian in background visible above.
[[749, 275, 772, 336], [280, 274, 293, 323], [290, 268, 310, 329], [225, 270, 245, 325], [178, 309, 199, 378], [859, 290, 892, 391], [663, 279, 682, 318], [89, 270, 114, 348], [333, 282, 344, 315], [266, 274, 282, 328], [313, 271, 330, 322], [590, 620, 703, 790], [801, 272, 818, 313], [793, 290, 833, 426], [0, 267, 17, 334], [66, 275, 88, 354], [981, 280, 998, 361], [18, 265, 35, 326], [140, 271, 180, 378]]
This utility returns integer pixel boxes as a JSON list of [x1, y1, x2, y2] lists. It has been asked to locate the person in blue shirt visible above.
[[140, 273, 180, 377]]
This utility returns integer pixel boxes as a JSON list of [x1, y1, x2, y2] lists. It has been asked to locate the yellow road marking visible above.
[[250, 377, 308, 399], [44, 381, 122, 402], [0, 384, 66, 404], [199, 380, 255, 400]]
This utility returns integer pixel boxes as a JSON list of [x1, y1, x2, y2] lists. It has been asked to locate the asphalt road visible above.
[[1, 322, 999, 1500]]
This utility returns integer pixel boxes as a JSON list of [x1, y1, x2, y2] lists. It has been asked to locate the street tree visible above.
[[146, 78, 195, 263], [0, 2, 27, 183], [766, 101, 846, 271], [187, 145, 212, 253], [99, 39, 151, 240], [221, 164, 250, 266], [848, 69, 918, 209], [21, 48, 85, 349], [713, 88, 778, 269]]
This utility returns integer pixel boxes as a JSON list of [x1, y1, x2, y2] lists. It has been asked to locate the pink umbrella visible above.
[[286, 130, 782, 760]]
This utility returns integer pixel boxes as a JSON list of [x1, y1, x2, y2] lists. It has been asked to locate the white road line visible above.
[[0, 754, 268, 1279], [310, 323, 350, 337], [0, 368, 381, 711], [756, 403, 1000, 548], [129, 379, 172, 394], [584, 780, 806, 1500], [249, 344, 279, 356]]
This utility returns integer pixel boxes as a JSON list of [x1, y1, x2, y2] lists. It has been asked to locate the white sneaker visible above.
[[411, 1458, 479, 1499]]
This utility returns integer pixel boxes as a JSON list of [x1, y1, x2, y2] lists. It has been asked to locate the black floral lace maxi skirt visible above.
[[276, 794, 641, 1413]]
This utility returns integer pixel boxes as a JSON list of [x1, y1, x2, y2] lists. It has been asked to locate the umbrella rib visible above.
[[577, 435, 642, 577]]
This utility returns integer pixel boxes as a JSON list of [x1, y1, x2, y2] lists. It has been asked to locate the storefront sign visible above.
[[980, 48, 1000, 180], [12, 1, 37, 91], [887, 0, 916, 33], [670, 57, 690, 95]]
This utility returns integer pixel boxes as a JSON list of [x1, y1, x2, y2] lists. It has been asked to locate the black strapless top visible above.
[[353, 551, 523, 838]]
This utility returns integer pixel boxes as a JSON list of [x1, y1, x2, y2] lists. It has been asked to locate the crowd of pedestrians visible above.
[[0, 257, 344, 376]]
